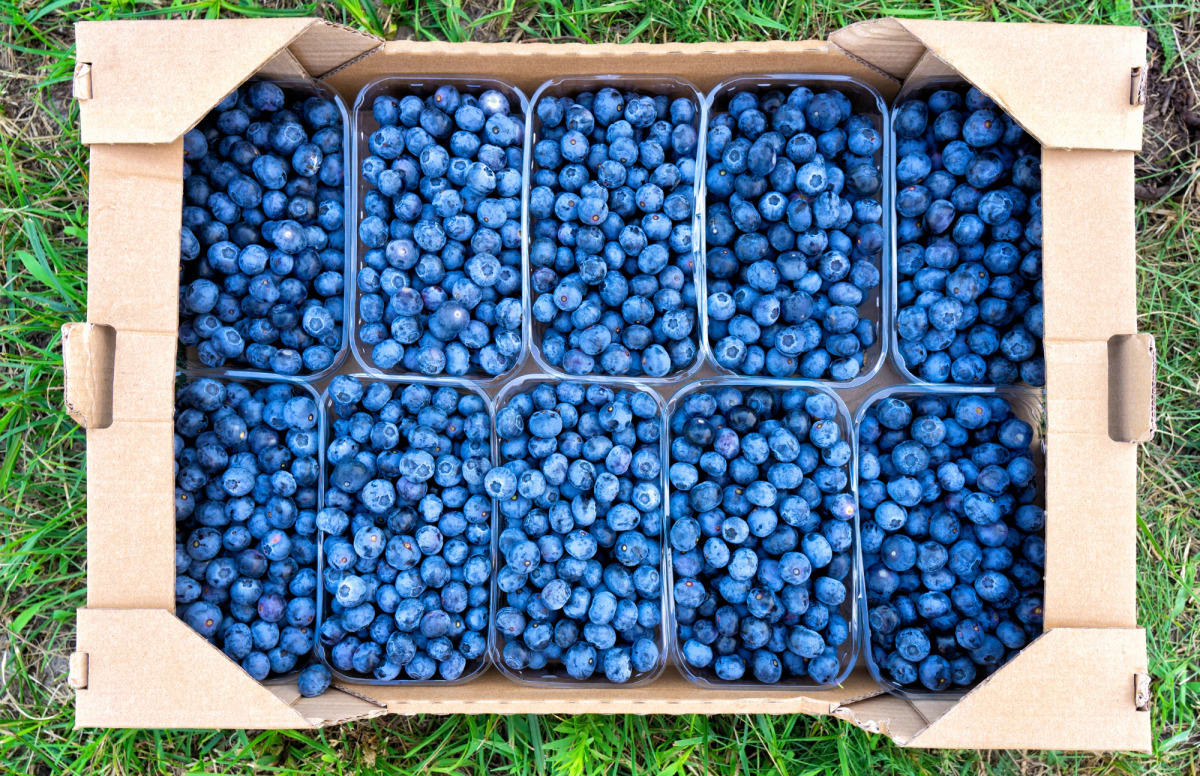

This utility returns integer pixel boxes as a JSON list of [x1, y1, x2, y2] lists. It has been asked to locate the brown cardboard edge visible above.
[[832, 18, 1146, 151], [336, 667, 886, 715], [74, 19, 379, 144], [319, 39, 900, 100], [71, 21, 1148, 744]]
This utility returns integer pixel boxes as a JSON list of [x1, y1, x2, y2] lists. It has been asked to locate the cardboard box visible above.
[[61, 18, 1157, 749]]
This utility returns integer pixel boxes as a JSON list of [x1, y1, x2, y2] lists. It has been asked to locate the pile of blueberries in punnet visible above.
[[179, 82, 347, 376], [172, 76, 1050, 699], [357, 86, 525, 378], [173, 377, 332, 698], [893, 86, 1044, 385], [705, 87, 884, 381], [318, 376, 493, 681], [670, 387, 856, 684], [491, 382, 665, 682], [530, 89, 702, 378], [859, 394, 1044, 692]]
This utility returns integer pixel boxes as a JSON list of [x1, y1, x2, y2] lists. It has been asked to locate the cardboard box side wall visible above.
[[66, 19, 1153, 750]]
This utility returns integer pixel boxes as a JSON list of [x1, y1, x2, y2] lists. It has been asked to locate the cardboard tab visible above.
[[1108, 333, 1156, 442], [73, 61, 92, 100], [829, 18, 928, 79], [61, 322, 115, 430], [286, 19, 380, 77], [833, 19, 1146, 150], [905, 629, 1150, 751], [75, 20, 376, 144], [833, 693, 929, 741], [68, 652, 89, 690]]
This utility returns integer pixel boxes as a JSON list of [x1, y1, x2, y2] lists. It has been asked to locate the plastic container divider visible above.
[[663, 376, 860, 690], [852, 383, 1046, 701], [179, 78, 354, 383], [524, 75, 708, 384], [347, 76, 530, 386], [487, 372, 671, 687], [699, 74, 892, 389], [313, 373, 497, 685]]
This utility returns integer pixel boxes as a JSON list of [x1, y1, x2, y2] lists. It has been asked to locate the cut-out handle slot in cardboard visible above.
[[61, 322, 115, 430], [1108, 333, 1156, 443]]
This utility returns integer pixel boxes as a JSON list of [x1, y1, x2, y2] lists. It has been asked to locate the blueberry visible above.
[[894, 86, 1042, 385], [180, 83, 345, 374], [175, 378, 324, 690], [531, 89, 699, 377], [706, 88, 880, 380], [670, 386, 851, 684], [319, 378, 491, 681], [860, 393, 1042, 692], [493, 381, 662, 682]]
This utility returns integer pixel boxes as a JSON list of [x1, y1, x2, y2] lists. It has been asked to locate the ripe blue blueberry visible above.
[[320, 378, 492, 681], [706, 87, 883, 380], [860, 393, 1043, 692], [358, 86, 524, 378], [892, 86, 1043, 385], [531, 87, 701, 378], [180, 82, 346, 375], [493, 381, 664, 683], [175, 378, 323, 691], [670, 386, 853, 685]]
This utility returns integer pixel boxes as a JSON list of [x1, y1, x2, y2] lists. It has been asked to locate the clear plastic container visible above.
[[663, 376, 860, 690], [487, 373, 670, 687], [699, 74, 892, 389], [524, 75, 708, 385], [313, 373, 497, 686], [173, 369, 328, 687], [853, 384, 1046, 700], [347, 76, 530, 387], [887, 76, 1045, 388], [178, 78, 353, 383]]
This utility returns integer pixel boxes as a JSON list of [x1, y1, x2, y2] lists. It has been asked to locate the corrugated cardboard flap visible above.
[[836, 629, 1150, 750], [831, 19, 1145, 151], [74, 609, 384, 728], [909, 629, 1150, 750], [75, 19, 379, 144]]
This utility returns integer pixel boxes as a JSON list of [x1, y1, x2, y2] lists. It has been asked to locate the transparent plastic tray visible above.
[[524, 75, 708, 385], [347, 76, 530, 386], [699, 74, 892, 389], [173, 369, 328, 687], [179, 78, 353, 383], [886, 76, 1044, 388], [663, 376, 860, 690], [487, 372, 671, 688], [852, 383, 1046, 700], [313, 373, 497, 685]]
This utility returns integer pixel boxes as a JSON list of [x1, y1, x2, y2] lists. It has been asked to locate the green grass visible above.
[[1, 0, 1197, 773]]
